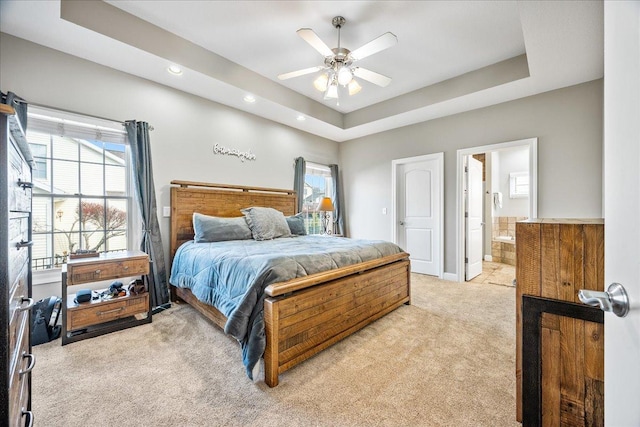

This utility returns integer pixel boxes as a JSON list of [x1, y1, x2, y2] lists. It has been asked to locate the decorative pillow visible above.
[[286, 213, 307, 236], [241, 207, 292, 240], [193, 213, 252, 243]]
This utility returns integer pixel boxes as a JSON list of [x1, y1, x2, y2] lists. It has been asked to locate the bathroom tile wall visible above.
[[491, 216, 527, 265]]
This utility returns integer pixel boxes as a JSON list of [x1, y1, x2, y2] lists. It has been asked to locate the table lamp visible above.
[[317, 197, 335, 235]]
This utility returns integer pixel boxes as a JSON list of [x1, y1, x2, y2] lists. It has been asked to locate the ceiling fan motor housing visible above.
[[325, 47, 352, 68], [332, 16, 346, 29]]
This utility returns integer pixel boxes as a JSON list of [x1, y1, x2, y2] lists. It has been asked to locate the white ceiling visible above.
[[0, 0, 603, 142]]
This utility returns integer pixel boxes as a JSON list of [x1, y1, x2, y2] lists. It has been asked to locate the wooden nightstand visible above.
[[61, 250, 152, 345]]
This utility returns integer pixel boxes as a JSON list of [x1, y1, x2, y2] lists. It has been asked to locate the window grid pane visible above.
[[80, 163, 105, 196], [52, 159, 80, 194]]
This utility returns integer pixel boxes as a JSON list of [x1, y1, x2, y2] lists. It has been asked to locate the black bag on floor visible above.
[[31, 296, 62, 345]]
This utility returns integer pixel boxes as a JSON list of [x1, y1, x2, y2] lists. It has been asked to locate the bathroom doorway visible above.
[[456, 138, 538, 284]]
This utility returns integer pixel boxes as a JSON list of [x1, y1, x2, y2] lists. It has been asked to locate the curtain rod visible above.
[[9, 98, 154, 131]]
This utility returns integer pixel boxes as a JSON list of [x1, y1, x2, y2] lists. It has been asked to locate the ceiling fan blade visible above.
[[297, 28, 334, 57], [353, 68, 392, 87], [349, 32, 398, 61], [278, 66, 324, 80]]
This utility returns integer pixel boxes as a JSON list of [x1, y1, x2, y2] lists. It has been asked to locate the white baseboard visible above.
[[484, 255, 493, 262], [443, 272, 459, 282]]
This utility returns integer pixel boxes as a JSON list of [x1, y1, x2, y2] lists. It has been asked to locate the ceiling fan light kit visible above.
[[278, 16, 397, 103], [324, 81, 339, 100], [348, 79, 362, 96], [337, 66, 353, 86], [313, 73, 329, 92]]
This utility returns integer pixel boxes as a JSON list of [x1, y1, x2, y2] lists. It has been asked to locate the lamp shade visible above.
[[348, 79, 362, 95], [324, 83, 338, 100], [318, 197, 335, 211], [337, 66, 353, 86], [313, 73, 329, 92]]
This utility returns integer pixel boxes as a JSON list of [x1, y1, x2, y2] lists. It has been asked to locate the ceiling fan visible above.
[[278, 16, 397, 102]]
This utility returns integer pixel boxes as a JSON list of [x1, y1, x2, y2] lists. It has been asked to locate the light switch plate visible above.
[[163, 206, 171, 217]]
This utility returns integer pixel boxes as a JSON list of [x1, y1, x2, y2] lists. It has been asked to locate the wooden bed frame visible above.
[[169, 180, 411, 387]]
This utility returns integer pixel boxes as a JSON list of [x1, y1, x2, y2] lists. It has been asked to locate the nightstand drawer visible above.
[[67, 293, 149, 330], [68, 258, 149, 285]]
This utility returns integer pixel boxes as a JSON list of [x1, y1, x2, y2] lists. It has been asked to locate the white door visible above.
[[395, 154, 442, 276], [603, 2, 640, 425], [465, 156, 483, 280]]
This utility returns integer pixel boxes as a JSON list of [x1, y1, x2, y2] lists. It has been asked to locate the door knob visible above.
[[578, 282, 629, 318], [399, 221, 405, 226]]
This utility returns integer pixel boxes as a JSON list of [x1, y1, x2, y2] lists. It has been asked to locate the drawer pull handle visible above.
[[97, 307, 125, 316], [19, 352, 36, 376], [123, 265, 129, 270], [16, 240, 33, 249], [94, 269, 101, 275], [21, 408, 34, 427], [17, 178, 34, 190], [18, 297, 34, 312]]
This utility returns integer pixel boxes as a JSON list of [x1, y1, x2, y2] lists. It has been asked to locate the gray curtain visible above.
[[125, 120, 169, 307], [1, 91, 27, 129], [329, 164, 345, 236], [293, 157, 306, 213]]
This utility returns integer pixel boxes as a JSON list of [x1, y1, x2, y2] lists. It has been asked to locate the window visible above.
[[29, 143, 48, 180], [302, 162, 334, 234], [27, 106, 133, 271], [509, 172, 529, 198]]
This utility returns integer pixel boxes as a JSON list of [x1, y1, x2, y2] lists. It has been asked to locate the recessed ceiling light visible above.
[[167, 65, 183, 75], [243, 95, 256, 103], [296, 115, 306, 121]]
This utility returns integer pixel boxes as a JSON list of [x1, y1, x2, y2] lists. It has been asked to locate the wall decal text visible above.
[[213, 143, 256, 162]]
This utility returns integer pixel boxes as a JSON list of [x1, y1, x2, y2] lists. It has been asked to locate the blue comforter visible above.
[[169, 235, 403, 378]]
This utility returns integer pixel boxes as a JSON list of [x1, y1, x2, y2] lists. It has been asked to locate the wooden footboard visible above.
[[172, 253, 410, 387], [263, 256, 410, 387]]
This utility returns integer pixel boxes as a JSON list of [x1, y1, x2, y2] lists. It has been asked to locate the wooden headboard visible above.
[[169, 181, 297, 261]]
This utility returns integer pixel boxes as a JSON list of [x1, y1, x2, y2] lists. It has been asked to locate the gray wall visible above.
[[1, 33, 604, 282], [339, 79, 603, 276], [0, 34, 339, 287]]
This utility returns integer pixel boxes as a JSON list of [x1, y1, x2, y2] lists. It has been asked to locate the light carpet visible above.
[[32, 274, 519, 426]]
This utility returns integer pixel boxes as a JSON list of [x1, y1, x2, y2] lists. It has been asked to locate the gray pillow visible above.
[[193, 213, 252, 243], [241, 207, 292, 240], [286, 213, 307, 236]]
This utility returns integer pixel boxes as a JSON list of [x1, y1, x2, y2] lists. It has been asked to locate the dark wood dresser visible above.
[[1, 103, 35, 426]]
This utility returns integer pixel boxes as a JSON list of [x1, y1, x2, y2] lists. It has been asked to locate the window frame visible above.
[[26, 106, 138, 283], [509, 171, 530, 199], [302, 162, 334, 235]]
